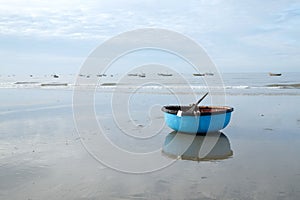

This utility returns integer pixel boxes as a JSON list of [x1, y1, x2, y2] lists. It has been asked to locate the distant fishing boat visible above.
[[138, 73, 146, 78], [193, 73, 205, 76], [97, 74, 107, 77], [158, 73, 173, 77], [205, 72, 214, 76], [127, 73, 138, 77], [127, 73, 146, 77], [269, 73, 282, 76]]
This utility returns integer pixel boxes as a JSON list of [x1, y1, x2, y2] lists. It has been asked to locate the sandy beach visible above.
[[0, 77, 300, 199]]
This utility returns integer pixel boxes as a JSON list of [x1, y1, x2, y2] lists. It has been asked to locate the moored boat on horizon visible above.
[[269, 73, 282, 76], [193, 73, 205, 76], [158, 73, 173, 76]]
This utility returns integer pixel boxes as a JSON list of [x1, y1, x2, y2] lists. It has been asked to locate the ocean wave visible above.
[[266, 83, 300, 89], [14, 81, 40, 85], [1, 80, 300, 96], [41, 83, 68, 87]]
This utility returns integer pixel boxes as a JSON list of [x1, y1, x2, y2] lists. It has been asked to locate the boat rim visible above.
[[161, 105, 234, 116]]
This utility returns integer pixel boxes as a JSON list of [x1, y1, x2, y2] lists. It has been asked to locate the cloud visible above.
[[275, 3, 300, 23], [0, 0, 238, 40], [0, 2, 114, 40]]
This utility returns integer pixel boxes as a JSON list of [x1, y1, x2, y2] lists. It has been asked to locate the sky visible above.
[[0, 0, 299, 74]]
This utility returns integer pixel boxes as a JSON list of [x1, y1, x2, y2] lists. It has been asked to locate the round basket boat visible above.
[[161, 105, 234, 134]]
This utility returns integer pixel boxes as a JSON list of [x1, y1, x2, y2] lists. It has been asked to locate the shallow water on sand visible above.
[[0, 89, 300, 199]]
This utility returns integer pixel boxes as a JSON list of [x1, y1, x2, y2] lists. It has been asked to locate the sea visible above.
[[1, 72, 299, 96]]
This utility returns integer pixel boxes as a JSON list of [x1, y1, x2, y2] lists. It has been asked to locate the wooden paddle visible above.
[[187, 92, 209, 113]]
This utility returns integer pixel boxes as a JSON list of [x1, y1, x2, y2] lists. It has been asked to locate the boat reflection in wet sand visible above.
[[162, 131, 233, 161]]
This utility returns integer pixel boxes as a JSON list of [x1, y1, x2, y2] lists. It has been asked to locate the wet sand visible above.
[[0, 89, 300, 199]]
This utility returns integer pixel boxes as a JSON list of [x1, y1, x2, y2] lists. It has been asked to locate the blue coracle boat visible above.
[[162, 105, 234, 134]]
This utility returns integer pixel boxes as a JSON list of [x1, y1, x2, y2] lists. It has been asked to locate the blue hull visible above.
[[164, 111, 232, 134]]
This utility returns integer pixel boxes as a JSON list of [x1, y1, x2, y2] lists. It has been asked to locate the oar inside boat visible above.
[[186, 92, 209, 113]]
